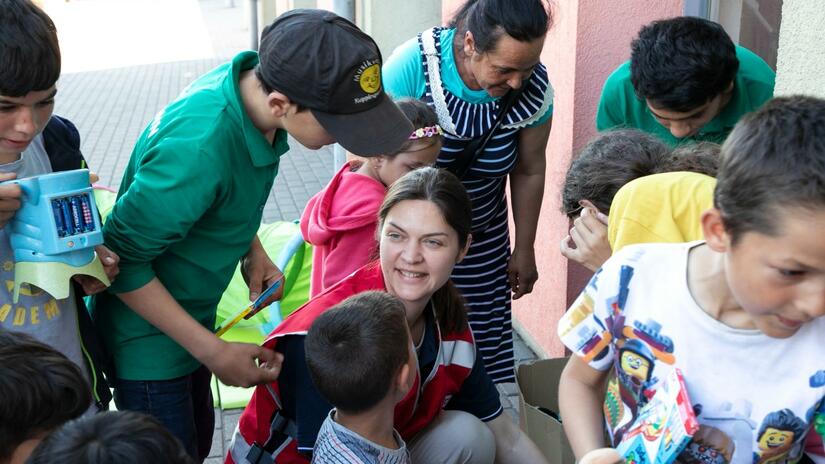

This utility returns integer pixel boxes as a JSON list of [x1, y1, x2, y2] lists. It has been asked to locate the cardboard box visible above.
[[516, 357, 576, 464]]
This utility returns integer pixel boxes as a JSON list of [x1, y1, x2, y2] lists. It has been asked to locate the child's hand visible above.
[[203, 340, 283, 387], [579, 448, 623, 464], [0, 172, 21, 229], [560, 205, 611, 272], [73, 245, 120, 295], [241, 238, 285, 317]]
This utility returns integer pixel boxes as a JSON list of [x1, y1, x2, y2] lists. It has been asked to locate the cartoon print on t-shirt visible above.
[[597, 265, 677, 442], [680, 400, 756, 464], [753, 409, 807, 464], [681, 424, 736, 464], [803, 372, 825, 458]]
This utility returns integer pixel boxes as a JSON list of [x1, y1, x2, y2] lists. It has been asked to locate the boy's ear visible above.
[[266, 91, 293, 118], [395, 360, 413, 398], [701, 208, 730, 252]]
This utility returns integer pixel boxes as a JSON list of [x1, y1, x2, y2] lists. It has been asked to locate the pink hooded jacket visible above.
[[300, 162, 386, 297]]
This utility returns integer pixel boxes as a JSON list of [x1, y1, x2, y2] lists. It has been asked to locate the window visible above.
[[684, 0, 782, 70]]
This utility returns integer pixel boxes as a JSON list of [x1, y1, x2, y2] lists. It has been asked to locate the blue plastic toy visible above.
[[5, 169, 108, 302]]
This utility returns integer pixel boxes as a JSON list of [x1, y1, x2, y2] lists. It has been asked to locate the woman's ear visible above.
[[463, 31, 476, 57], [702, 208, 731, 253], [457, 234, 472, 263], [266, 91, 292, 118]]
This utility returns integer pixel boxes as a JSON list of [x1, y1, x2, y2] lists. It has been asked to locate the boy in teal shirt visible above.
[[596, 17, 774, 146], [91, 9, 412, 461]]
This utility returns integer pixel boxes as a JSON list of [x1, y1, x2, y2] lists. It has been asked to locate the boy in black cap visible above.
[[90, 9, 413, 461]]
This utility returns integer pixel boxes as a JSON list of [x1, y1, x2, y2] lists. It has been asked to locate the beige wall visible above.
[[357, 0, 443, 58], [775, 0, 825, 97]]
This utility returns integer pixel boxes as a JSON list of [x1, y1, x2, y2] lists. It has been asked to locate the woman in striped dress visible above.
[[383, 0, 553, 383]]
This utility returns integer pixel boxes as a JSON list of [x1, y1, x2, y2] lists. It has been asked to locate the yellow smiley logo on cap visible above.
[[359, 64, 381, 94]]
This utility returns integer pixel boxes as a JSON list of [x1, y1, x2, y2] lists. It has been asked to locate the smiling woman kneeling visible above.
[[229, 167, 547, 464]]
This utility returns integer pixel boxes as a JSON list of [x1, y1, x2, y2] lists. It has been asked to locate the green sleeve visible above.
[[103, 140, 222, 293], [595, 64, 631, 132], [383, 36, 427, 100]]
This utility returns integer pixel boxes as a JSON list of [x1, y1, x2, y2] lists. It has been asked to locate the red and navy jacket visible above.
[[226, 263, 485, 464]]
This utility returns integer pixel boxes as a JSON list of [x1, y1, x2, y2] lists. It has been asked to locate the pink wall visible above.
[[439, 0, 683, 357], [510, 0, 684, 357]]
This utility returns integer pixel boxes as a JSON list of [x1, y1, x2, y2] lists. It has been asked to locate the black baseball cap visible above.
[[257, 9, 413, 156]]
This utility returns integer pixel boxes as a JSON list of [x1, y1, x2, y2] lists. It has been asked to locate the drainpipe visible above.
[[332, 0, 355, 167], [249, 0, 259, 51]]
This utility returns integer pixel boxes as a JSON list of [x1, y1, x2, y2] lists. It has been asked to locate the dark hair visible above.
[[389, 98, 441, 156], [449, 0, 550, 53], [305, 291, 409, 414], [630, 17, 738, 112], [0, 330, 90, 460], [757, 409, 807, 442], [252, 66, 308, 112], [0, 0, 61, 96], [668, 142, 720, 177], [26, 411, 194, 464], [378, 167, 470, 333], [561, 129, 671, 217], [716, 96, 825, 245]]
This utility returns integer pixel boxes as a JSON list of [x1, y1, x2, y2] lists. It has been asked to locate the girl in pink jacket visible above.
[[300, 99, 442, 296]]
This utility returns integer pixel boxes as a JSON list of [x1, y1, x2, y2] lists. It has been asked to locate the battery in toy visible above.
[[59, 199, 74, 236], [70, 196, 83, 233], [52, 199, 67, 237], [80, 195, 94, 232]]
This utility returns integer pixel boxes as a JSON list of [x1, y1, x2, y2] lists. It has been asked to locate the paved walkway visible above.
[[45, 1, 539, 460]]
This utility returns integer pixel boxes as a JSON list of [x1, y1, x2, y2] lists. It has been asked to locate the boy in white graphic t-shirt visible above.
[[558, 96, 825, 464]]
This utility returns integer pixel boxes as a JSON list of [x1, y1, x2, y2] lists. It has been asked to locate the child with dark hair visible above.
[[306, 291, 414, 463], [26, 411, 193, 464], [301, 99, 442, 297], [559, 96, 825, 464], [560, 130, 669, 271], [89, 9, 413, 459], [0, 330, 91, 464], [561, 129, 671, 218], [561, 132, 721, 271], [596, 16, 774, 145], [0, 0, 117, 418]]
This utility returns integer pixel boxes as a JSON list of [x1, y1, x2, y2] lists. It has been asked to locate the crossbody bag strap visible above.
[[447, 85, 526, 180]]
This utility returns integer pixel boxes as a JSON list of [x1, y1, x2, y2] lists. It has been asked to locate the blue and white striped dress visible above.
[[415, 27, 553, 383]]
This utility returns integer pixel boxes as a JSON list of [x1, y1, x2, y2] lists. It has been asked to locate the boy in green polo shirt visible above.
[[90, 9, 412, 461], [596, 16, 775, 146]]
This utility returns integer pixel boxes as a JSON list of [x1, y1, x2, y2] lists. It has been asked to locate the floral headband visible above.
[[408, 125, 444, 140]]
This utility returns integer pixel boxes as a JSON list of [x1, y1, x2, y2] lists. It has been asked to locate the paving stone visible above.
[[222, 410, 243, 444], [214, 407, 222, 429], [498, 381, 520, 397]]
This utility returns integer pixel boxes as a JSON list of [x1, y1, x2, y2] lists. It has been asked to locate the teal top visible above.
[[91, 51, 290, 380], [383, 28, 553, 126], [595, 46, 775, 146]]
